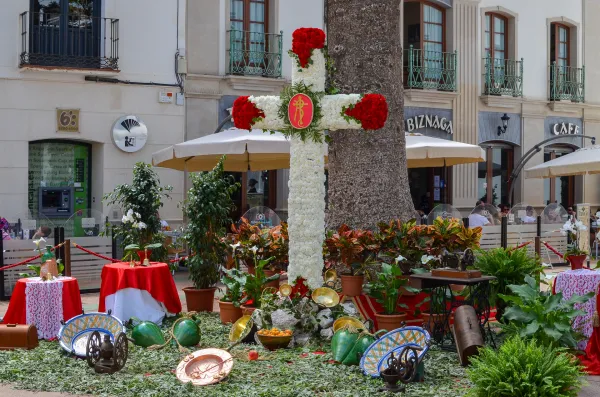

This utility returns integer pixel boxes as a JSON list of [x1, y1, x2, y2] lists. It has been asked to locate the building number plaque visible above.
[[56, 109, 80, 133]]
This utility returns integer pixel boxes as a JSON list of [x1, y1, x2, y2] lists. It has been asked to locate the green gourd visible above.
[[129, 318, 166, 348], [341, 331, 384, 366], [172, 317, 201, 347], [331, 325, 359, 363]]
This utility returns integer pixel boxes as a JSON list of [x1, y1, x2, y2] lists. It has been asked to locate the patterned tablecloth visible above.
[[2, 277, 83, 340], [554, 269, 600, 349]]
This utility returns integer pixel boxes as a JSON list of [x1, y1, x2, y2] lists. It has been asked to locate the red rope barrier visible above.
[[542, 241, 564, 258], [72, 243, 120, 263], [0, 242, 66, 272], [509, 241, 532, 252]]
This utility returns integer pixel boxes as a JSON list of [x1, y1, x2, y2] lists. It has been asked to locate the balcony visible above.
[[404, 46, 457, 92], [227, 30, 282, 78], [483, 57, 523, 97], [20, 11, 119, 71], [549, 63, 585, 103]]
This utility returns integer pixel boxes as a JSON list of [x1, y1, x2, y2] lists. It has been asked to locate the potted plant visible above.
[[240, 256, 280, 315], [560, 220, 588, 270], [325, 224, 379, 296], [218, 267, 246, 324], [364, 262, 412, 331], [103, 162, 172, 263], [182, 157, 240, 312]]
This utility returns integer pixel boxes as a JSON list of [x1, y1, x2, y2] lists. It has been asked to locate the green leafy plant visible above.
[[241, 256, 280, 308], [123, 242, 164, 263], [103, 162, 172, 261], [324, 224, 379, 276], [467, 336, 584, 397], [499, 275, 593, 348], [182, 157, 240, 289], [220, 267, 247, 307], [561, 220, 589, 257], [474, 247, 544, 315], [364, 263, 415, 315], [376, 219, 430, 274]]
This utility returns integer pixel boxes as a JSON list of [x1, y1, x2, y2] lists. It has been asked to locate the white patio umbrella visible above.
[[525, 146, 600, 178], [152, 128, 328, 172], [405, 133, 486, 168]]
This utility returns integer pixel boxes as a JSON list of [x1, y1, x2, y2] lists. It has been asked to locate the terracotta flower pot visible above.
[[241, 305, 257, 316], [263, 269, 280, 289], [375, 312, 407, 332], [567, 254, 587, 270], [183, 287, 216, 312], [340, 274, 364, 297], [218, 300, 243, 324], [450, 284, 466, 293]]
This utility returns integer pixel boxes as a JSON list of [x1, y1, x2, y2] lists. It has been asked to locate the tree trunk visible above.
[[326, 0, 414, 229]]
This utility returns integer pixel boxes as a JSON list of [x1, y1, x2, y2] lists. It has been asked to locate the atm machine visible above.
[[39, 187, 75, 218]]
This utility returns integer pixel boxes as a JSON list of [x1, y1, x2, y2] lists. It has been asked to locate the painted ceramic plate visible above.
[[359, 326, 430, 377], [176, 348, 233, 386], [376, 343, 422, 374], [58, 312, 126, 357]]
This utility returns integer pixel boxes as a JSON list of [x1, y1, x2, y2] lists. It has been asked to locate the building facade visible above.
[[0, 0, 186, 231], [185, 0, 600, 221]]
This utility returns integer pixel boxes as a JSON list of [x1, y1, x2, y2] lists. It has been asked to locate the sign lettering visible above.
[[405, 114, 453, 134], [552, 122, 580, 136], [56, 109, 80, 133]]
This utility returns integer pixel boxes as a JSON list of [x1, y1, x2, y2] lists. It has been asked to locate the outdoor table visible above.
[[2, 276, 83, 340], [553, 268, 600, 350], [98, 262, 182, 324], [410, 273, 496, 349]]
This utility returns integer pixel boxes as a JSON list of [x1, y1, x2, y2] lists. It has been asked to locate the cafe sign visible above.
[[553, 122, 580, 135], [405, 114, 453, 135]]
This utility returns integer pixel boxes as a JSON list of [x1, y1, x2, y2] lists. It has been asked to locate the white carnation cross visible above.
[[232, 28, 388, 289]]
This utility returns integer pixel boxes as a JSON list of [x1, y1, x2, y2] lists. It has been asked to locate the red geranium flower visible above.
[[291, 277, 310, 298], [292, 28, 326, 68], [344, 94, 388, 130], [232, 96, 265, 131]]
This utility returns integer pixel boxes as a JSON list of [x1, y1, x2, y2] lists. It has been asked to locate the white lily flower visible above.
[[33, 237, 46, 248], [395, 255, 406, 263], [127, 209, 134, 217], [136, 222, 147, 230], [421, 255, 435, 265], [230, 242, 241, 251], [122, 215, 129, 223], [250, 246, 259, 254]]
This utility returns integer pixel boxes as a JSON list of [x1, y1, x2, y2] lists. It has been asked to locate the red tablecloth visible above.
[[579, 284, 600, 375], [2, 277, 83, 327], [98, 262, 182, 314]]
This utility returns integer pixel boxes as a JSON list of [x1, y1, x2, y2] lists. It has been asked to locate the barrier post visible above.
[[463, 217, 469, 228], [501, 216, 508, 249], [64, 239, 72, 277]]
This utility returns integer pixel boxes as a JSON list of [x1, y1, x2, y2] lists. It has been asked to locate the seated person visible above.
[[521, 206, 537, 223], [468, 201, 491, 228], [32, 225, 52, 240]]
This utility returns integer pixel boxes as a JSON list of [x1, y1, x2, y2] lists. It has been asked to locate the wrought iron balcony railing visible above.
[[227, 30, 282, 78], [404, 46, 457, 92], [20, 11, 119, 70], [483, 57, 523, 97], [549, 63, 585, 103]]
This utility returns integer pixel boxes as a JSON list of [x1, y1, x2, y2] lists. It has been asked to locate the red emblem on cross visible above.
[[288, 93, 314, 130]]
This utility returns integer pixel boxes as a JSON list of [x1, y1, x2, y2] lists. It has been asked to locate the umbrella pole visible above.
[[443, 164, 447, 204]]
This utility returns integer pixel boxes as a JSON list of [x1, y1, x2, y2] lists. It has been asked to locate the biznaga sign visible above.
[[405, 114, 453, 135]]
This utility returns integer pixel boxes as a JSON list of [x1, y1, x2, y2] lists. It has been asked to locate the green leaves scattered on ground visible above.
[[0, 313, 470, 397]]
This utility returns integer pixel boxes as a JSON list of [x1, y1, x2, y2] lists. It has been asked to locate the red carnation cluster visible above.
[[344, 94, 388, 130], [292, 28, 326, 68], [232, 96, 265, 131]]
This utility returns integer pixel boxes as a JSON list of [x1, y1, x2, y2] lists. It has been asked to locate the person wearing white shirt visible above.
[[469, 201, 491, 228]]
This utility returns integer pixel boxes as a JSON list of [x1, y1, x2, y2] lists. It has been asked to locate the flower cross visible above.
[[232, 28, 389, 288]]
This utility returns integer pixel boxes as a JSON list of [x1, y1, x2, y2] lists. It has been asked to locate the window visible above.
[[477, 144, 514, 206], [24, 1, 117, 70], [543, 146, 575, 208], [404, 1, 455, 91], [551, 23, 570, 67], [230, 0, 267, 35], [484, 13, 507, 62]]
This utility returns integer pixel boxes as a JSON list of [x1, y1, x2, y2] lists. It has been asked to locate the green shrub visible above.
[[499, 275, 593, 349], [474, 247, 543, 313], [468, 336, 584, 397]]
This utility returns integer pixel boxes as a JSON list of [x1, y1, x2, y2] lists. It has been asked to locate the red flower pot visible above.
[[137, 249, 152, 265], [567, 254, 587, 270]]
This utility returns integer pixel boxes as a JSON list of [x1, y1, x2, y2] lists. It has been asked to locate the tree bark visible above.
[[326, 0, 414, 229]]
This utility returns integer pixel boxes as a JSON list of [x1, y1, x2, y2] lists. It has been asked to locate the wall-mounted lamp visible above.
[[497, 113, 510, 136]]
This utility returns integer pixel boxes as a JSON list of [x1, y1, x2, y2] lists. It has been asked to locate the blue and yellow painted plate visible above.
[[359, 326, 431, 377], [58, 312, 126, 357]]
